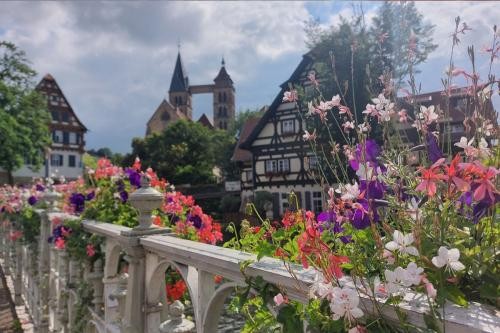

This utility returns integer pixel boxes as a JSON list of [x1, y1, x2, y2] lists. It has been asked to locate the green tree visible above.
[[125, 120, 232, 185], [0, 41, 51, 184]]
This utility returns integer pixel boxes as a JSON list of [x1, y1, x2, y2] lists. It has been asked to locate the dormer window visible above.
[[282, 119, 295, 135]]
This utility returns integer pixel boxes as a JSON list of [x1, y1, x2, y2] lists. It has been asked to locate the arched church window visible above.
[[219, 106, 223, 117], [223, 92, 227, 102], [223, 107, 227, 117], [218, 92, 222, 103], [219, 121, 223, 129]]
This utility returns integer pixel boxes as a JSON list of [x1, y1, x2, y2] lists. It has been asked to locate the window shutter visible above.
[[272, 193, 280, 218], [305, 191, 311, 211]]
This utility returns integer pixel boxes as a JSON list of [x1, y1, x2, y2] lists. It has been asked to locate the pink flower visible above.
[[86, 244, 96, 257], [342, 121, 355, 132], [283, 90, 298, 103], [273, 293, 288, 306], [362, 104, 378, 118], [425, 282, 437, 299], [55, 238, 66, 250], [9, 230, 23, 242], [398, 109, 408, 123], [416, 158, 445, 197], [303, 130, 317, 142]]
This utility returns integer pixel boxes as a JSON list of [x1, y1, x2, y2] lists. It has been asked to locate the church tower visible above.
[[213, 58, 235, 130], [168, 52, 192, 119]]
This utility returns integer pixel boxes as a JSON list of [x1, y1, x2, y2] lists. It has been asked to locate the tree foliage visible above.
[[124, 120, 236, 185], [0, 41, 51, 184]]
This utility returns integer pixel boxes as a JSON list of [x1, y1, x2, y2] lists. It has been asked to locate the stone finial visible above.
[[41, 186, 61, 211], [159, 300, 195, 333], [128, 175, 163, 231]]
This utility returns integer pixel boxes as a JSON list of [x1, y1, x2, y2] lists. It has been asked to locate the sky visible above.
[[0, 1, 498, 153]]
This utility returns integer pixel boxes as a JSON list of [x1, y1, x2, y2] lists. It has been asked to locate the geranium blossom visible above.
[[329, 286, 364, 322], [303, 129, 317, 142], [432, 246, 465, 273], [385, 230, 419, 256]]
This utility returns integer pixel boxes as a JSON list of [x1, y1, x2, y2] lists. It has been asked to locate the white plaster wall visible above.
[[10, 150, 84, 180]]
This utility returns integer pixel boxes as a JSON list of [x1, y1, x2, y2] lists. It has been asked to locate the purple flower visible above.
[[119, 190, 128, 203], [187, 214, 203, 229], [36, 184, 45, 192], [426, 132, 443, 163], [349, 140, 382, 174], [125, 169, 141, 188], [70, 193, 86, 213], [317, 211, 351, 243], [28, 196, 38, 206], [350, 199, 379, 230], [86, 191, 95, 201], [359, 180, 385, 200]]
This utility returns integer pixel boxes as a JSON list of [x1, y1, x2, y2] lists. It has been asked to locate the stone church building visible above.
[[146, 52, 235, 135]]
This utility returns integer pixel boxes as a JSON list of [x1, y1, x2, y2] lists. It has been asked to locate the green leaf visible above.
[[445, 285, 468, 307]]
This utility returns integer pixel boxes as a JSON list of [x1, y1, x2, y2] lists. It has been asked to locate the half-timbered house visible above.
[[0, 74, 87, 183], [239, 53, 324, 218]]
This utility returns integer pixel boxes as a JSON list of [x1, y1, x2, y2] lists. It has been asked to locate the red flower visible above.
[[214, 275, 223, 284], [9, 230, 23, 242], [166, 280, 187, 302], [416, 158, 445, 196], [54, 238, 66, 250], [325, 253, 349, 279]]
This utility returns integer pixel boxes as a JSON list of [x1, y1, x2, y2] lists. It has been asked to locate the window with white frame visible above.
[[312, 191, 322, 212], [69, 132, 77, 144], [50, 154, 63, 167], [68, 155, 76, 167], [265, 160, 278, 173], [282, 119, 295, 134], [52, 130, 62, 143], [278, 159, 290, 173]]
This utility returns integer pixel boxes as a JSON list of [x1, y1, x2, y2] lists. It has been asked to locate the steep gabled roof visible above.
[[231, 116, 261, 162], [37, 73, 88, 132], [169, 52, 189, 92], [197, 113, 214, 129], [239, 53, 314, 149]]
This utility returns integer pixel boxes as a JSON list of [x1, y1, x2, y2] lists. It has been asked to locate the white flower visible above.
[[330, 286, 364, 321], [283, 90, 298, 102], [404, 262, 424, 286], [384, 267, 409, 294], [358, 122, 370, 132], [317, 100, 332, 112], [303, 129, 317, 142], [307, 101, 316, 116], [372, 94, 388, 110], [340, 182, 360, 201], [329, 94, 341, 107], [363, 103, 378, 117], [385, 230, 419, 256], [418, 105, 439, 125], [343, 121, 355, 132], [310, 272, 334, 300], [478, 138, 491, 158], [378, 109, 393, 122], [455, 137, 478, 157], [406, 198, 422, 222], [432, 246, 465, 272]]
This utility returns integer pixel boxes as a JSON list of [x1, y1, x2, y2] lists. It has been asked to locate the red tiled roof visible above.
[[231, 117, 260, 162], [197, 113, 214, 129]]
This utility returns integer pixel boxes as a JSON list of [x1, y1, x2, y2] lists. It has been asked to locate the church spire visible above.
[[169, 51, 189, 92]]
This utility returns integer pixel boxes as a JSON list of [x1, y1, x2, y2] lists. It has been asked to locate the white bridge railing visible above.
[[0, 185, 499, 333]]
